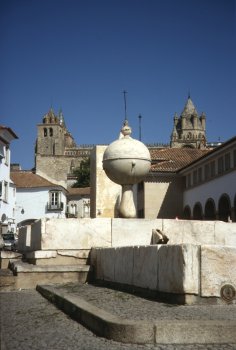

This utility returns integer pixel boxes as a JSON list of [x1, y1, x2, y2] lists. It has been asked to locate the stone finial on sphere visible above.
[[103, 119, 151, 218]]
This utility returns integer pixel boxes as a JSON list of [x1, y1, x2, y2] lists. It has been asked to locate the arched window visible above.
[[193, 202, 203, 220], [218, 194, 231, 222], [204, 198, 216, 220], [183, 206, 191, 219], [44, 128, 47, 137], [49, 128, 53, 136]]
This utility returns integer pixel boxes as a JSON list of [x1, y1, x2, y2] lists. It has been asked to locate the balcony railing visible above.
[[47, 202, 64, 211]]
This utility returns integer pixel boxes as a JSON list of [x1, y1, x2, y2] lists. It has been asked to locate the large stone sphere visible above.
[[103, 135, 151, 185]]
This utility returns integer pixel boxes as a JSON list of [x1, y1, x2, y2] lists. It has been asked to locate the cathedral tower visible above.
[[36, 108, 76, 156], [170, 97, 207, 149], [35, 108, 82, 188]]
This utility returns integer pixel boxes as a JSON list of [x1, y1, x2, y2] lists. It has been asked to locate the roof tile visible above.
[[10, 171, 63, 189], [150, 148, 209, 172]]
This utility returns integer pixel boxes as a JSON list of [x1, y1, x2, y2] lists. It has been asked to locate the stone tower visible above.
[[36, 108, 76, 156], [35, 108, 91, 188], [170, 97, 206, 149]]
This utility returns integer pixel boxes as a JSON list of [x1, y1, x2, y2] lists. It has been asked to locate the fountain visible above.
[[102, 119, 151, 218]]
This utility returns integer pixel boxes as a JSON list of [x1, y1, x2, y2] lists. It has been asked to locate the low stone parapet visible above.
[[24, 249, 90, 266], [91, 244, 236, 304], [17, 218, 236, 253], [9, 260, 93, 289]]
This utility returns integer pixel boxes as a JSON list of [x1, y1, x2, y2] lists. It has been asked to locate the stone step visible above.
[[23, 250, 91, 266], [0, 261, 93, 290], [0, 269, 16, 291], [37, 284, 236, 345], [0, 251, 22, 269]]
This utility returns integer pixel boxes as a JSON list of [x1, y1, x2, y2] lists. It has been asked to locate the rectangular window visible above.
[[210, 161, 215, 177], [218, 156, 224, 174], [197, 167, 202, 183], [193, 170, 197, 185], [225, 153, 231, 171], [204, 163, 210, 180], [3, 181, 8, 202], [0, 181, 2, 197], [48, 191, 61, 210], [186, 173, 191, 188], [5, 146, 9, 165], [51, 192, 59, 207]]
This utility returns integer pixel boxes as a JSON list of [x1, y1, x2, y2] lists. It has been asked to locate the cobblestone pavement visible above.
[[0, 287, 235, 350]]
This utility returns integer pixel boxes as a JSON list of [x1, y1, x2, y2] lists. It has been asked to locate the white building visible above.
[[179, 136, 236, 221], [10, 171, 68, 228], [66, 187, 90, 218], [0, 126, 18, 234]]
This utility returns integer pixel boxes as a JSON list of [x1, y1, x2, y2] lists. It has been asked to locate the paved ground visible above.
[[0, 284, 236, 350], [52, 282, 236, 321]]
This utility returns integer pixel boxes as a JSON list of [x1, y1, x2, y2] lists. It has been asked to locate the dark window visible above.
[[225, 153, 230, 171], [193, 170, 197, 185], [198, 168, 202, 183], [233, 150, 236, 167], [186, 173, 191, 188], [218, 156, 224, 174], [49, 128, 53, 137], [204, 164, 210, 180], [44, 128, 47, 137], [210, 161, 215, 177]]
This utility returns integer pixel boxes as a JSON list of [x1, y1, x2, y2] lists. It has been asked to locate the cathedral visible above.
[[170, 96, 206, 149]]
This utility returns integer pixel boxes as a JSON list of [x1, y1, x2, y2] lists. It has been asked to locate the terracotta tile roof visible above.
[[150, 148, 210, 172], [67, 187, 90, 196], [10, 171, 63, 189]]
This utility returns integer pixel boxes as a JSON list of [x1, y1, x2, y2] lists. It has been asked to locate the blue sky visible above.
[[1, 0, 235, 169]]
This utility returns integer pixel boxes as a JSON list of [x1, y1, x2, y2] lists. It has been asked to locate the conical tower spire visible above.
[[58, 108, 66, 127]]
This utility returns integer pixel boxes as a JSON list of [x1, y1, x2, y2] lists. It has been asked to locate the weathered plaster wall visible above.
[[144, 176, 184, 219]]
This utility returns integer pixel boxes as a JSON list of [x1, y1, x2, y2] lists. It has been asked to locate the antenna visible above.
[[123, 90, 128, 122], [138, 114, 142, 141]]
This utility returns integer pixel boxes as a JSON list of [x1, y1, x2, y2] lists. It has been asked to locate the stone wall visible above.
[[18, 218, 236, 252], [90, 244, 236, 300], [35, 154, 81, 188]]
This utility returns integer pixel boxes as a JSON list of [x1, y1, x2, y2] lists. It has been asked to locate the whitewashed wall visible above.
[[0, 146, 16, 232], [183, 170, 236, 210], [15, 188, 67, 225]]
